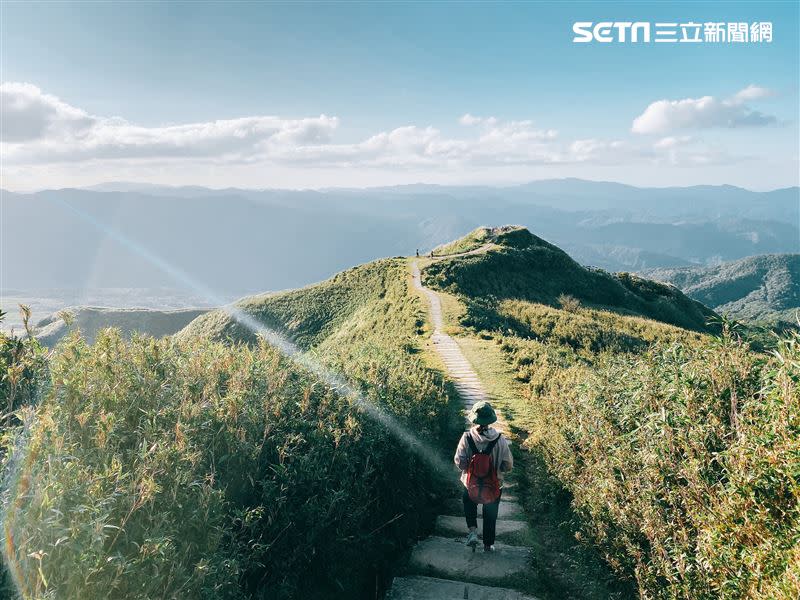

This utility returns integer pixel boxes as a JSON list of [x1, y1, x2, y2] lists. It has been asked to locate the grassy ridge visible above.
[[177, 259, 407, 348], [2, 260, 462, 599], [420, 231, 799, 599], [422, 229, 715, 333]]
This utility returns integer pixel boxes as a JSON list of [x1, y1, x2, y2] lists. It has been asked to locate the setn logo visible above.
[[573, 22, 651, 42]]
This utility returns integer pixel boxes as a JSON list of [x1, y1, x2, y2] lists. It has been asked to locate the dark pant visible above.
[[463, 488, 502, 547]]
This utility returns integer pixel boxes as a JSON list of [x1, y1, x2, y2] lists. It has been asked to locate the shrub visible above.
[[1, 260, 461, 600], [557, 294, 581, 313], [0, 307, 47, 420], [1, 330, 456, 600], [527, 328, 800, 599]]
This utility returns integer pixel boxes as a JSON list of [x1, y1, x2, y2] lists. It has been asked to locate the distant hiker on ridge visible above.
[[454, 401, 513, 552], [416, 249, 419, 257]]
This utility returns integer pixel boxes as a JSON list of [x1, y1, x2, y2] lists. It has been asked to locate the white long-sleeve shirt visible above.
[[453, 426, 513, 488]]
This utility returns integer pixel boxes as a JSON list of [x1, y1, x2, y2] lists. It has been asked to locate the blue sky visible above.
[[2, 1, 798, 190]]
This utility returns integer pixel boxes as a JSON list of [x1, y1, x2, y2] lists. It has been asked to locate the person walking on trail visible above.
[[454, 401, 513, 552]]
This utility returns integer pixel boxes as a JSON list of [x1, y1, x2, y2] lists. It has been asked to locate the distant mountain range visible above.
[[2, 179, 797, 301], [645, 254, 800, 327]]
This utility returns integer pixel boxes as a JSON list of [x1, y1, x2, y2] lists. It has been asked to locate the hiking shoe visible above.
[[465, 530, 478, 548], [483, 544, 495, 552]]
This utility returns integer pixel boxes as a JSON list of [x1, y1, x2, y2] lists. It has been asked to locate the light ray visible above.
[[1, 196, 458, 596], [45, 197, 454, 474]]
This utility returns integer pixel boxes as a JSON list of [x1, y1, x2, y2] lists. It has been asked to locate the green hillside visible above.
[[2, 229, 797, 600], [418, 228, 799, 599], [645, 254, 800, 328], [1, 259, 463, 600], [423, 226, 716, 333]]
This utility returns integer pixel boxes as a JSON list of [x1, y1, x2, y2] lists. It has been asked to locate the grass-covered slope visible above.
[[646, 253, 800, 327], [421, 228, 799, 599], [2, 259, 462, 600], [423, 226, 716, 333], [178, 258, 407, 347]]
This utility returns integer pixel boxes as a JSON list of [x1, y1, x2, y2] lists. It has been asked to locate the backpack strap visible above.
[[465, 433, 478, 454], [465, 432, 502, 455], [482, 434, 502, 455]]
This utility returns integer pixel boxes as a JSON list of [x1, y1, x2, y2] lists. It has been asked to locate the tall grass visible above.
[[421, 245, 798, 598], [526, 327, 799, 598], [1, 260, 462, 599], [1, 308, 49, 597], [0, 308, 47, 421]]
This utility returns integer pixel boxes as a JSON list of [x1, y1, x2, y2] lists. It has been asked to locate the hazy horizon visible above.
[[3, 175, 799, 195]]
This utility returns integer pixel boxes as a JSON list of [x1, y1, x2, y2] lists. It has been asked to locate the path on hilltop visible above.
[[385, 262, 534, 599], [409, 261, 496, 419]]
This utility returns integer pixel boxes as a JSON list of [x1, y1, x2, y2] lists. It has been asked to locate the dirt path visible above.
[[410, 261, 492, 413], [384, 262, 536, 599]]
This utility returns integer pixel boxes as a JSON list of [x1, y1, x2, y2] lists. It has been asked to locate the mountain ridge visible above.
[[180, 226, 717, 347], [645, 253, 800, 327], [4, 181, 797, 300]]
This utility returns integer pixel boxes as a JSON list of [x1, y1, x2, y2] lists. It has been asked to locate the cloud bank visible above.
[[632, 85, 778, 134], [1, 82, 339, 163], [0, 82, 776, 186]]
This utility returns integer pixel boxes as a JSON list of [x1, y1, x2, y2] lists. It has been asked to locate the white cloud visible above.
[[653, 135, 692, 149], [0, 82, 97, 143], [631, 86, 778, 134], [459, 114, 498, 127], [647, 135, 742, 167], [0, 82, 754, 183], [731, 84, 776, 104], [1, 82, 339, 163]]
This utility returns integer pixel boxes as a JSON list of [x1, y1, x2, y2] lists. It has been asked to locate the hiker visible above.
[[416, 249, 419, 257], [454, 401, 513, 552]]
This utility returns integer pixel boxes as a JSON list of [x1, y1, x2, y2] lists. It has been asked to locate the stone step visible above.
[[386, 575, 539, 600], [407, 536, 531, 582], [435, 515, 531, 542], [443, 498, 524, 520]]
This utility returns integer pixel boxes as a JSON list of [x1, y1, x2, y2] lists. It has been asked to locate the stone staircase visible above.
[[387, 263, 538, 599]]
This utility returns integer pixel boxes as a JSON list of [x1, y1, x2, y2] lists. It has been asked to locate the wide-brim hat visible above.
[[468, 401, 497, 425]]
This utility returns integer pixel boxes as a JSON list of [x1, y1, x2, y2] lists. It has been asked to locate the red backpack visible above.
[[465, 434, 501, 504]]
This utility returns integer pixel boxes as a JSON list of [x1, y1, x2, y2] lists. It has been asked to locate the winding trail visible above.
[[410, 261, 489, 413], [385, 261, 536, 600]]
